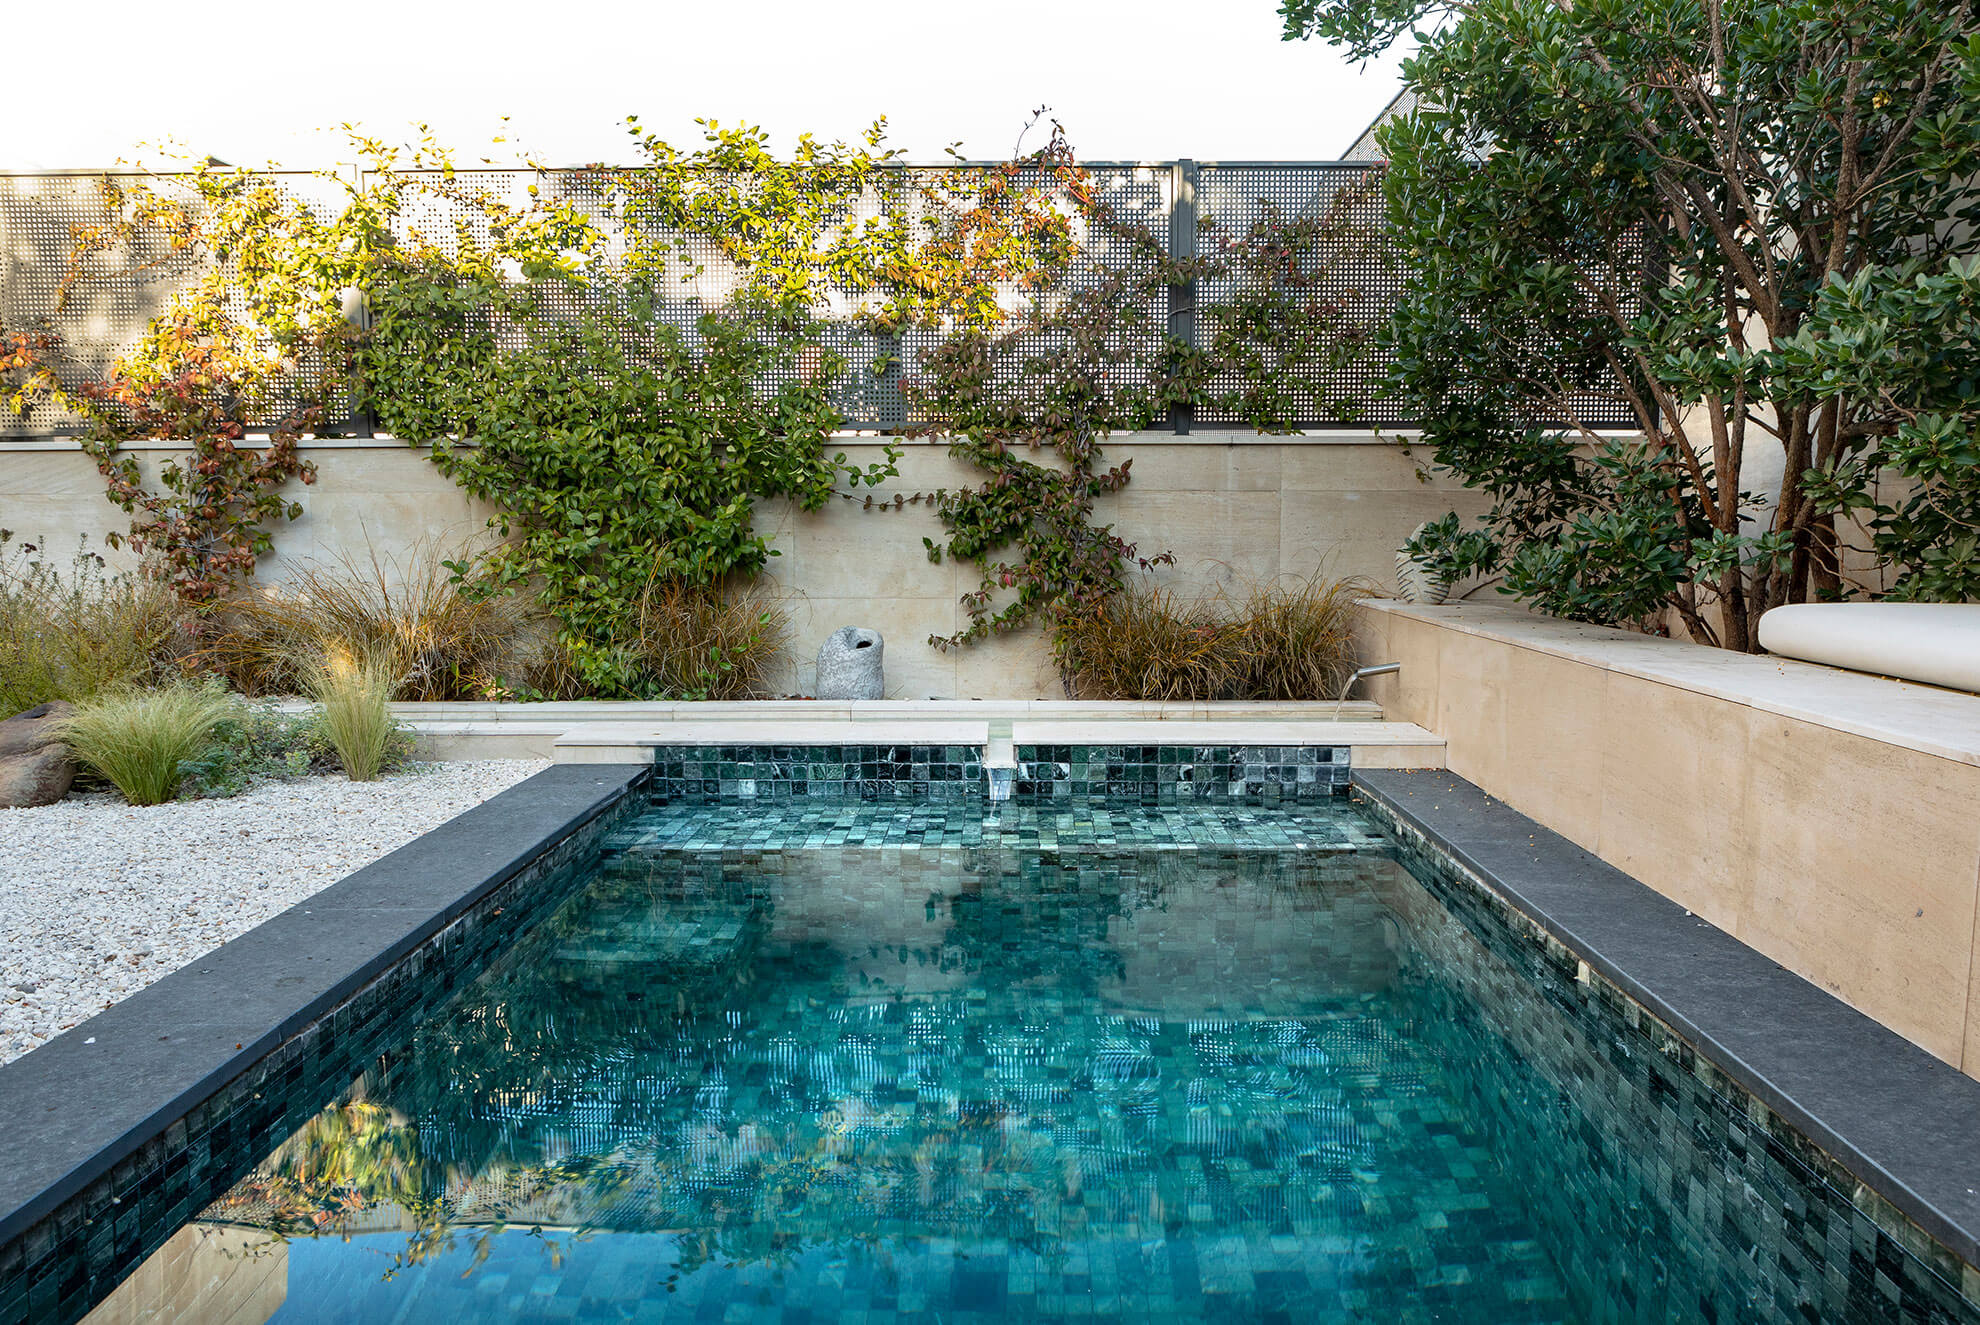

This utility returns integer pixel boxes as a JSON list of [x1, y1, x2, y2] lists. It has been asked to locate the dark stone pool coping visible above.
[[1353, 767, 1980, 1273], [0, 763, 650, 1261]]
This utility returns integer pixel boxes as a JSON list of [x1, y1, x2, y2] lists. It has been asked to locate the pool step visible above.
[[548, 718, 1443, 770], [381, 699, 1391, 761]]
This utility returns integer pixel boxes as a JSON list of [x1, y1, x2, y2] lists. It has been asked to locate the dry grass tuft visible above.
[[1060, 572, 1369, 701], [305, 646, 402, 781], [1228, 574, 1366, 701], [199, 544, 543, 700], [626, 579, 790, 700], [0, 536, 188, 716], [1058, 584, 1248, 702]]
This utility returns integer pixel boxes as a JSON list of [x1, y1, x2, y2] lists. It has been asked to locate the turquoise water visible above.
[[127, 799, 1979, 1323]]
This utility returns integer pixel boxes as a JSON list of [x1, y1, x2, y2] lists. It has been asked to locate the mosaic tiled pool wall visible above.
[[1362, 795, 1980, 1325], [650, 743, 1351, 803], [0, 784, 651, 1325], [1013, 745, 1350, 802], [652, 744, 980, 802]]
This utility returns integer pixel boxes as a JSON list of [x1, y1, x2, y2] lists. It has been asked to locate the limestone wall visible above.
[[0, 433, 1485, 699]]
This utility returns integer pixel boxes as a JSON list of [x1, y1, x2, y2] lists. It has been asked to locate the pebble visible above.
[[0, 759, 549, 1065]]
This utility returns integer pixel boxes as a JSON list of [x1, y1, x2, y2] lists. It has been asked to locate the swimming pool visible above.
[[61, 791, 1980, 1324]]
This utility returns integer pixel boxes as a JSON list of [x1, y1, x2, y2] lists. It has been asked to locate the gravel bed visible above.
[[0, 759, 550, 1065]]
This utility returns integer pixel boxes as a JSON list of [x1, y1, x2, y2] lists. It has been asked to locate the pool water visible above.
[[93, 799, 1980, 1324]]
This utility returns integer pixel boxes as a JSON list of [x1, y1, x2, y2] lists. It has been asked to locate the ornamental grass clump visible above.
[[1059, 573, 1370, 702], [58, 683, 238, 806], [626, 579, 790, 701], [1058, 584, 1251, 702], [0, 535, 187, 716], [200, 545, 541, 701], [305, 647, 403, 782], [1230, 574, 1367, 701]]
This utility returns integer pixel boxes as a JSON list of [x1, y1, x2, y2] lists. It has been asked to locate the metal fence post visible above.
[[343, 162, 378, 439], [1167, 159, 1198, 436]]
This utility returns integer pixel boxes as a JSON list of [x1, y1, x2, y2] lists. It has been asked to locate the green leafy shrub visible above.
[[1059, 574, 1366, 701], [200, 547, 546, 700], [176, 705, 332, 798], [1285, 0, 1980, 645], [306, 649, 406, 782], [0, 535, 188, 716], [59, 683, 238, 805]]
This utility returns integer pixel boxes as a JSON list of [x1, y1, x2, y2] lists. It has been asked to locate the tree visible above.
[[1284, 0, 1980, 647]]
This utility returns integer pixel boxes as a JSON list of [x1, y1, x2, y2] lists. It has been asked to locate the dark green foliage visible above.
[[176, 705, 330, 798], [1288, 0, 1980, 645], [1781, 259, 1980, 602]]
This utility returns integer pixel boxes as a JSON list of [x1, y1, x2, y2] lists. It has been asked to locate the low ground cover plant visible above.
[[175, 704, 332, 798]]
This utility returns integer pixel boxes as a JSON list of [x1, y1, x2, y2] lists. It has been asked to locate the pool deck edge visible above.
[[1352, 766, 1980, 1273], [0, 762, 651, 1255]]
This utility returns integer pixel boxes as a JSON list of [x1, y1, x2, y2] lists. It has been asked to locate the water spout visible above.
[[983, 728, 1017, 804], [1329, 662, 1401, 721]]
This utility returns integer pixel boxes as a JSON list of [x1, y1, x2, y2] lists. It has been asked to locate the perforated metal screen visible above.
[[0, 163, 1639, 438], [0, 171, 356, 435]]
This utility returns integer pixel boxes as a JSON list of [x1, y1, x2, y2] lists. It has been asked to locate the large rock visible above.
[[816, 627, 884, 700], [0, 701, 77, 808]]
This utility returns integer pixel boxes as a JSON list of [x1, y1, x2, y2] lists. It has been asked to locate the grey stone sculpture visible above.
[[0, 701, 76, 808], [816, 627, 884, 700]]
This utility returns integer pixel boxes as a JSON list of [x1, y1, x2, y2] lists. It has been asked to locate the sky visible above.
[[0, 0, 1408, 171]]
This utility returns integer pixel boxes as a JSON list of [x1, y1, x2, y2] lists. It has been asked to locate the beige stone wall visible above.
[[0, 433, 1484, 699], [1355, 599, 1980, 1078]]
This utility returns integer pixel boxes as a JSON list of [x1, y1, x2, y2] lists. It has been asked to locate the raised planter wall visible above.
[[1354, 598, 1980, 1079], [0, 433, 1484, 700]]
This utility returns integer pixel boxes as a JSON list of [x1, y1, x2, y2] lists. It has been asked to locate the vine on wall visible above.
[[5, 120, 1388, 679], [8, 165, 375, 603]]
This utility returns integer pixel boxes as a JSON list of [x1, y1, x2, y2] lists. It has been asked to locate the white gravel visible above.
[[0, 759, 550, 1064]]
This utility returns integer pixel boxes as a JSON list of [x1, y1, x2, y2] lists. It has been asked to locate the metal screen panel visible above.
[[2, 161, 1644, 439], [894, 163, 1175, 434], [0, 171, 355, 437], [1192, 163, 1402, 430]]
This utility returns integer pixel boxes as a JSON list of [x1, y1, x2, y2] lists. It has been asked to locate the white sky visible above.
[[0, 0, 1406, 171]]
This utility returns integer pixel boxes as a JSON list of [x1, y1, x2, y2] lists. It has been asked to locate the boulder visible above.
[[816, 627, 884, 700], [0, 701, 77, 808]]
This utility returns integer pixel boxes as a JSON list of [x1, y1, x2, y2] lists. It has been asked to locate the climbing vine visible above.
[[880, 122, 1387, 673], [4, 118, 1389, 679], [7, 163, 377, 603], [352, 137, 899, 696]]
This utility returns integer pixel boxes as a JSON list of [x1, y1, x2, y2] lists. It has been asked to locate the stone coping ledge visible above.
[[1013, 721, 1444, 770], [1354, 767, 1980, 1271], [547, 720, 1445, 770], [559, 720, 989, 746], [1360, 598, 1980, 768], [0, 763, 649, 1254], [375, 699, 1386, 723]]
